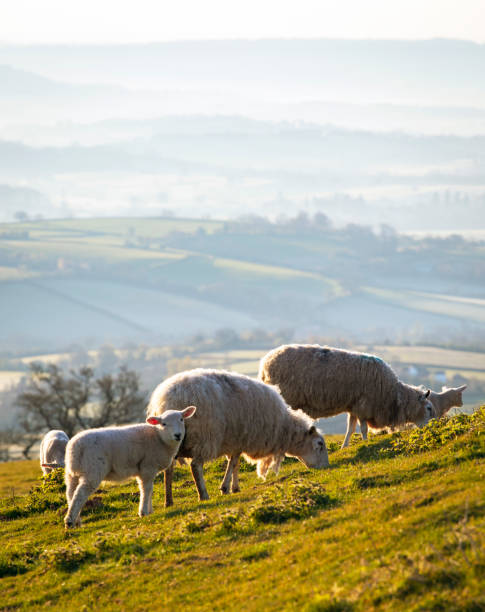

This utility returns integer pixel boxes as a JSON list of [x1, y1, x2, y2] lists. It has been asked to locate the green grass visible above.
[[364, 287, 485, 326], [1, 409, 484, 610], [0, 217, 223, 239], [367, 345, 485, 372]]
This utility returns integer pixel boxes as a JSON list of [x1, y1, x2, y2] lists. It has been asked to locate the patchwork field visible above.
[[1, 216, 484, 354]]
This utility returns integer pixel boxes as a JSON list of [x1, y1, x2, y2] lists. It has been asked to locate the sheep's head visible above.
[[146, 406, 196, 446], [412, 389, 435, 427], [291, 425, 329, 469]]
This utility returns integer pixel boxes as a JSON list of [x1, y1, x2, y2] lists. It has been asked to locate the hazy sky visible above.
[[1, 0, 484, 44]]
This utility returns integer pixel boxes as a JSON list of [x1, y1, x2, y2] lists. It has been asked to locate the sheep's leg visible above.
[[190, 459, 209, 501], [342, 413, 358, 448], [231, 457, 241, 493], [360, 419, 368, 441], [64, 478, 97, 529], [66, 473, 79, 505], [220, 455, 240, 495], [137, 476, 154, 517], [164, 462, 174, 508]]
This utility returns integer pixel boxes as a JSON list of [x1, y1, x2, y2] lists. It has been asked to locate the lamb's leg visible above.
[[190, 459, 209, 501], [64, 477, 98, 529], [66, 473, 79, 505], [220, 455, 239, 495], [342, 413, 358, 448], [360, 419, 368, 441], [137, 475, 154, 517], [164, 462, 174, 508], [231, 457, 241, 493]]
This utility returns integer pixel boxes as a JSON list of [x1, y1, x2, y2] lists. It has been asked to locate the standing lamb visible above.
[[147, 369, 329, 507], [258, 344, 435, 449], [343, 384, 467, 444], [430, 385, 467, 417], [40, 430, 69, 474], [64, 407, 195, 528]]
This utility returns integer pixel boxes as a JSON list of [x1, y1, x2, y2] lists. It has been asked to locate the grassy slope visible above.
[[1, 410, 484, 611]]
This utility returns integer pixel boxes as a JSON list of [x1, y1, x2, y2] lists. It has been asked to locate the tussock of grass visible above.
[[380, 407, 485, 457]]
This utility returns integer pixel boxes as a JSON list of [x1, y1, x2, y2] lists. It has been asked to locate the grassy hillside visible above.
[[1, 409, 484, 611]]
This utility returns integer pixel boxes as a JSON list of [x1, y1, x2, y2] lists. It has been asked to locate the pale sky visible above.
[[1, 0, 485, 44]]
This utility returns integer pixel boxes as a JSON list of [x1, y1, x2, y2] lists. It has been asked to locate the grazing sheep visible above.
[[64, 407, 195, 528], [258, 344, 435, 449], [147, 369, 329, 507], [343, 384, 467, 444], [40, 430, 69, 474]]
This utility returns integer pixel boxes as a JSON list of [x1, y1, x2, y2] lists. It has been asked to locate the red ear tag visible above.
[[146, 417, 159, 425]]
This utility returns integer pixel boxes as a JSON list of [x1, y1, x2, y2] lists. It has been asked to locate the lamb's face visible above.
[[146, 406, 196, 446], [294, 426, 329, 469], [413, 390, 435, 427]]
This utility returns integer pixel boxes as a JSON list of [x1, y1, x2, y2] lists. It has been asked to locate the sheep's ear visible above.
[[181, 405, 196, 419], [308, 425, 317, 435], [457, 385, 467, 392], [146, 416, 161, 426], [425, 389, 430, 398]]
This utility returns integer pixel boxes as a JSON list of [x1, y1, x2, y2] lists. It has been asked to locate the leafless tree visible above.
[[14, 363, 147, 458]]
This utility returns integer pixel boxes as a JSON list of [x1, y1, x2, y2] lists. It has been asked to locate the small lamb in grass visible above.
[[63, 407, 195, 528], [40, 430, 69, 474]]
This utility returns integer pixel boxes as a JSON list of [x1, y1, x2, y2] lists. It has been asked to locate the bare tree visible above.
[[15, 363, 147, 458]]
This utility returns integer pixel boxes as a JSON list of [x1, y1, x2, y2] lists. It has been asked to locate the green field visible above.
[[1, 409, 484, 610], [1, 216, 484, 353], [364, 287, 485, 327]]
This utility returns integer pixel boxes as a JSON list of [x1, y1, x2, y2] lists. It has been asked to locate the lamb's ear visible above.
[[457, 385, 467, 393], [181, 405, 196, 419], [308, 425, 317, 435], [425, 389, 430, 398], [146, 416, 161, 426]]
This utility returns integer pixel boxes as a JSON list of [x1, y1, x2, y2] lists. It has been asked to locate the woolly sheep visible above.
[[343, 384, 467, 444], [258, 344, 435, 449], [63, 407, 196, 528], [147, 369, 329, 507], [40, 430, 69, 474]]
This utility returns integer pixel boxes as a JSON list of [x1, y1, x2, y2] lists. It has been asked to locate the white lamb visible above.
[[40, 430, 69, 474], [64, 407, 195, 528]]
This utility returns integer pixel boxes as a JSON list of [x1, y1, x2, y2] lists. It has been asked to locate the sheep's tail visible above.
[[242, 453, 285, 480]]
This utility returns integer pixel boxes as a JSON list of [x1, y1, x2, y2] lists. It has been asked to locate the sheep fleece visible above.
[[147, 369, 315, 462], [259, 344, 427, 429]]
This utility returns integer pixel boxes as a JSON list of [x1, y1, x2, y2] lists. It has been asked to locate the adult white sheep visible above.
[[258, 344, 435, 449], [343, 384, 467, 444], [147, 369, 329, 507], [64, 407, 195, 528], [40, 430, 69, 474]]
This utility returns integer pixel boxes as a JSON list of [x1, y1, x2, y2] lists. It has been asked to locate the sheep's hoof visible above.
[[220, 485, 229, 495], [232, 487, 240, 494], [64, 518, 74, 529]]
